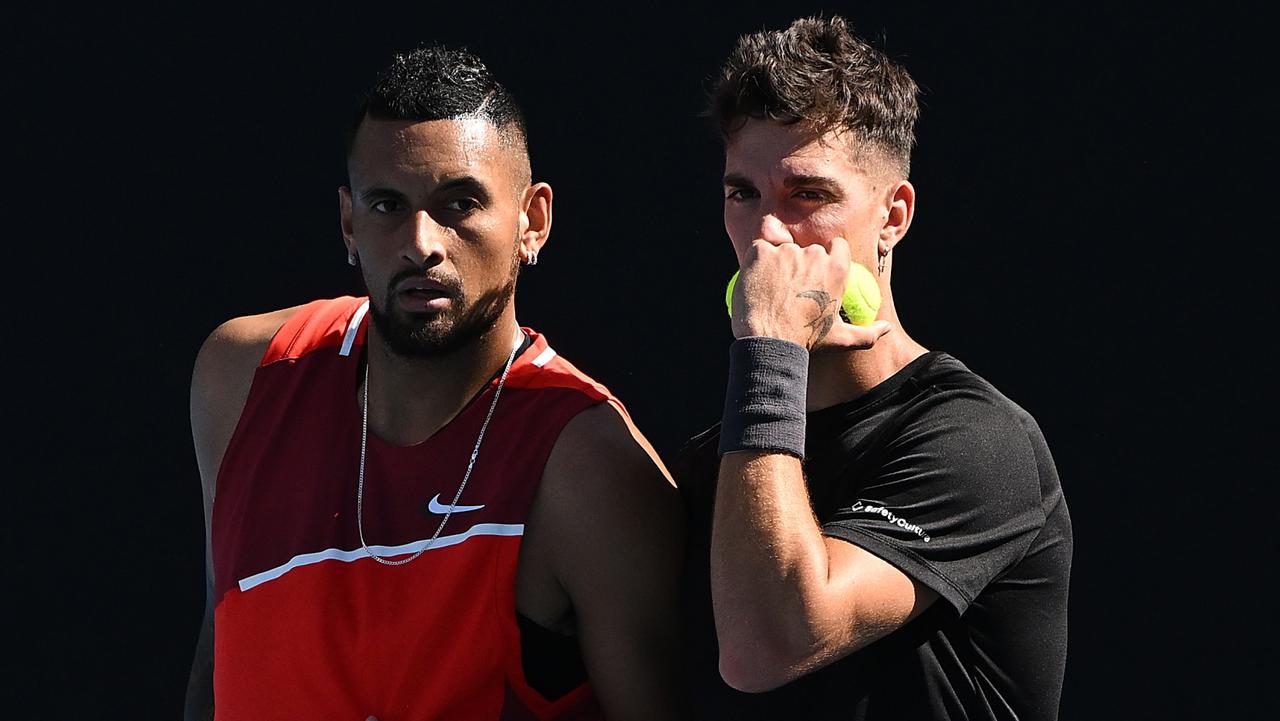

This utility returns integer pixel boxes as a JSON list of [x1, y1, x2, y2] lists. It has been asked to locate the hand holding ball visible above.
[[725, 261, 882, 326]]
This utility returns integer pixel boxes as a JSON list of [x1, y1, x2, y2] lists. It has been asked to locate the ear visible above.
[[879, 179, 916, 252], [519, 182, 553, 261], [339, 186, 357, 258]]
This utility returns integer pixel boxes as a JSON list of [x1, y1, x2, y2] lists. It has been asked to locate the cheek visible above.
[[456, 219, 519, 273], [349, 213, 406, 258], [795, 203, 877, 250], [790, 213, 845, 249]]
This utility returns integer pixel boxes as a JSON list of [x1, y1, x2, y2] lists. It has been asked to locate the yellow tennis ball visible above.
[[725, 262, 882, 326], [726, 269, 740, 317], [841, 261, 882, 326]]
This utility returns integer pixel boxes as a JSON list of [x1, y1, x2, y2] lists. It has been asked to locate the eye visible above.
[[794, 190, 829, 202], [370, 199, 402, 214], [445, 197, 481, 213], [725, 187, 758, 202]]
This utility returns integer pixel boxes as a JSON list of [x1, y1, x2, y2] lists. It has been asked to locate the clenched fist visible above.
[[729, 237, 891, 351]]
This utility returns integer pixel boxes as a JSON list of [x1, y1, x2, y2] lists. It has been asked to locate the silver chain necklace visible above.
[[357, 329, 522, 566]]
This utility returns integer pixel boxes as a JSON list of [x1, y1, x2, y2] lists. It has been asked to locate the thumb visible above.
[[828, 236, 852, 265], [824, 319, 892, 351]]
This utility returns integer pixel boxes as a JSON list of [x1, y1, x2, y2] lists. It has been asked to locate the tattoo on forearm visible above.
[[797, 290, 836, 347]]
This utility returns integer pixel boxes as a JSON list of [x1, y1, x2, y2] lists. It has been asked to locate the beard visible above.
[[368, 252, 519, 360]]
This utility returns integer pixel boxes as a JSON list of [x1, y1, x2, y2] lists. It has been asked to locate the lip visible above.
[[394, 277, 455, 313], [394, 277, 451, 295]]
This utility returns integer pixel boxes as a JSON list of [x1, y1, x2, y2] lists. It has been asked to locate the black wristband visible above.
[[718, 336, 809, 458]]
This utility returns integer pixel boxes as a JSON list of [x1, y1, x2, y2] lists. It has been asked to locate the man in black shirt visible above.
[[676, 16, 1071, 720]]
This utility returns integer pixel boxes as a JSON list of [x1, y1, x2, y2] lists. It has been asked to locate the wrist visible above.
[[718, 336, 809, 458], [736, 311, 810, 348]]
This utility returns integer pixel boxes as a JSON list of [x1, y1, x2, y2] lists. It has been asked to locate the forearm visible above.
[[711, 450, 836, 688], [711, 334, 851, 689]]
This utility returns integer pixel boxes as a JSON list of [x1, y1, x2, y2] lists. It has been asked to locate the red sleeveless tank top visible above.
[[212, 296, 613, 720]]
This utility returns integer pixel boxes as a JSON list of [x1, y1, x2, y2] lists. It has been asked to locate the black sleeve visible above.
[[820, 390, 1046, 614]]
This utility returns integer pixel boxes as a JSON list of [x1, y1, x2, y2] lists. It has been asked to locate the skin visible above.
[[187, 117, 686, 720], [712, 118, 941, 692]]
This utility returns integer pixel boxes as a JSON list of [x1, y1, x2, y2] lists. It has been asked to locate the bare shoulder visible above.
[[537, 400, 683, 578], [191, 307, 304, 419], [545, 401, 677, 500], [190, 305, 306, 495], [192, 306, 305, 377]]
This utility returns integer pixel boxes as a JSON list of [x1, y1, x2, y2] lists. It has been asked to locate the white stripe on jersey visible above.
[[339, 300, 371, 357], [238, 522, 525, 592]]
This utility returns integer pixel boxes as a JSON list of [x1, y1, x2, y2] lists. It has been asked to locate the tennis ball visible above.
[[726, 262, 882, 326], [840, 261, 882, 326]]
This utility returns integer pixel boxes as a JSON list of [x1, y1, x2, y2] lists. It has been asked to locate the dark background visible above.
[[8, 2, 1273, 718]]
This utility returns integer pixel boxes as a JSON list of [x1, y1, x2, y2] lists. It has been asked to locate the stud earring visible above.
[[523, 248, 539, 266], [348, 253, 358, 267]]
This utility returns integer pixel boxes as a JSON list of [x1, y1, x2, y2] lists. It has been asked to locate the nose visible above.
[[404, 210, 447, 268], [755, 213, 794, 245]]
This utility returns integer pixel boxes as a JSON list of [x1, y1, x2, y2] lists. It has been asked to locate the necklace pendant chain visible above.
[[356, 328, 523, 566]]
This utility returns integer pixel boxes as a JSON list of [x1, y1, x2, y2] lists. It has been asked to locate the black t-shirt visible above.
[[676, 351, 1072, 720]]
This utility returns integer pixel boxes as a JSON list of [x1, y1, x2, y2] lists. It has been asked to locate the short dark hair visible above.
[[347, 45, 530, 173], [708, 16, 920, 177]]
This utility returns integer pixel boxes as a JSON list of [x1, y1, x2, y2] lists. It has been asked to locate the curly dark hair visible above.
[[708, 16, 920, 177], [346, 44, 529, 173]]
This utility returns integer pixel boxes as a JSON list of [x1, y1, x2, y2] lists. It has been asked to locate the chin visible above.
[[370, 277, 516, 360], [378, 304, 509, 360]]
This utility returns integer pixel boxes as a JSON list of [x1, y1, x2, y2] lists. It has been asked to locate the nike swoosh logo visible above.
[[427, 493, 486, 515]]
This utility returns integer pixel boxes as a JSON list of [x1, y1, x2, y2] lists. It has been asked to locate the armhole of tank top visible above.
[[516, 612, 588, 701], [260, 298, 366, 366], [260, 303, 318, 365], [491, 385, 610, 715]]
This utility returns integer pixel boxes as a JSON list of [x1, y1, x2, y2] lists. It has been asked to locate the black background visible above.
[[7, 2, 1273, 718]]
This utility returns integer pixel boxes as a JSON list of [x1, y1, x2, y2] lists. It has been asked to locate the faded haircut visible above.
[[708, 16, 920, 177], [347, 44, 531, 185]]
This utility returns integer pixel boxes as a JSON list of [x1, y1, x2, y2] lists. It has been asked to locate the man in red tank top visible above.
[[185, 45, 686, 721]]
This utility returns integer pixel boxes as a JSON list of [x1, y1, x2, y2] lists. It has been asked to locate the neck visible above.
[[361, 308, 521, 447], [805, 293, 928, 412]]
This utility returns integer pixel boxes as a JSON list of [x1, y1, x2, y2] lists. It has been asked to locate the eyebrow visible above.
[[722, 172, 845, 196], [357, 175, 492, 203], [781, 175, 844, 195], [357, 186, 408, 203], [434, 175, 489, 198]]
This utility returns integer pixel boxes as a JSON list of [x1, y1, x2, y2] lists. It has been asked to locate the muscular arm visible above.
[[711, 451, 937, 692], [713, 237, 936, 692], [184, 307, 301, 721], [531, 402, 687, 720]]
